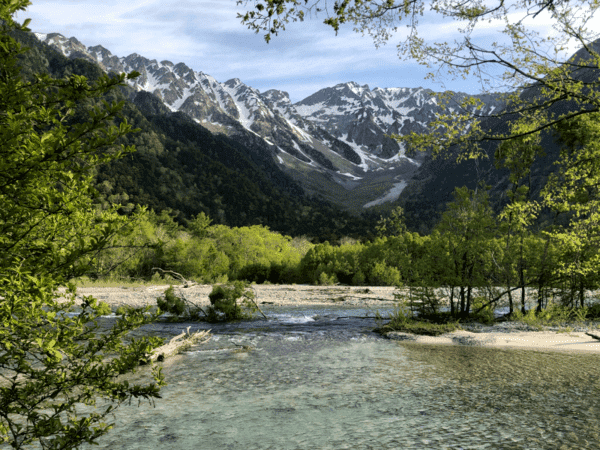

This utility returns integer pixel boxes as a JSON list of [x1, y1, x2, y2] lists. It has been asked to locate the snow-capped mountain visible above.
[[35, 32, 505, 212], [294, 82, 504, 158]]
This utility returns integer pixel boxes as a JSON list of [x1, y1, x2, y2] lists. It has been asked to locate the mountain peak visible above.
[[262, 89, 291, 103], [345, 81, 370, 95], [224, 78, 243, 88]]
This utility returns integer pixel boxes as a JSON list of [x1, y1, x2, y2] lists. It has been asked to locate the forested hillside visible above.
[[13, 27, 375, 240], [396, 41, 600, 233]]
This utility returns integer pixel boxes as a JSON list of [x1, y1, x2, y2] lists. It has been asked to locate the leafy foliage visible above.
[[207, 282, 260, 321], [0, 3, 165, 447], [156, 285, 207, 320], [157, 286, 187, 316]]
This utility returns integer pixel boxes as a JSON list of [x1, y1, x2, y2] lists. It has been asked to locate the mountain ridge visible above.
[[34, 31, 506, 213]]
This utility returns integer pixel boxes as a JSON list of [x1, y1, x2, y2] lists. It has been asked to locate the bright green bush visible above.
[[472, 296, 495, 324], [207, 281, 259, 321], [318, 271, 337, 286], [368, 261, 401, 286], [96, 301, 112, 316], [157, 286, 186, 316], [156, 286, 206, 320]]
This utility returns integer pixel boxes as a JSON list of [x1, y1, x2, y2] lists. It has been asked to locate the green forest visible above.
[[92, 177, 600, 319], [2, 0, 600, 447], [7, 0, 600, 319]]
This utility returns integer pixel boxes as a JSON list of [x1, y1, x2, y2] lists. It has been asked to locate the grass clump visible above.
[[375, 300, 462, 336], [510, 303, 596, 328], [378, 321, 463, 336]]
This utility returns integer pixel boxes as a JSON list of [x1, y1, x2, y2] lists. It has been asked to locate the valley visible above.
[[35, 32, 504, 213]]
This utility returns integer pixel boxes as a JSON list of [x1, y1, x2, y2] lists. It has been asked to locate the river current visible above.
[[91, 305, 600, 449]]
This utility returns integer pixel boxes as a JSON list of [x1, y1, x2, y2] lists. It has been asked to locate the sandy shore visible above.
[[57, 284, 600, 354], [385, 328, 600, 354]]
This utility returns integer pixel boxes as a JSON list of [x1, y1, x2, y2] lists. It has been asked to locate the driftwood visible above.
[[141, 327, 211, 364], [247, 286, 268, 320], [152, 267, 197, 288], [585, 332, 600, 341]]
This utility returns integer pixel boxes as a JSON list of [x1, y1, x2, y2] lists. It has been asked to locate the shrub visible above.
[[388, 301, 413, 325], [238, 263, 271, 283], [96, 301, 112, 316], [514, 308, 542, 328], [318, 271, 337, 286], [157, 286, 186, 316], [368, 262, 401, 286], [573, 306, 589, 322], [397, 286, 442, 318], [472, 296, 495, 324], [156, 286, 206, 320], [207, 281, 259, 321]]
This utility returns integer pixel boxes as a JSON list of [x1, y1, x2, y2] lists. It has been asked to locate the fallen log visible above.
[[151, 267, 197, 288], [585, 332, 600, 341], [141, 327, 211, 364]]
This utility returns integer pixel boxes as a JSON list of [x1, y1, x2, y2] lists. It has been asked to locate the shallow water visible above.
[[92, 306, 600, 449]]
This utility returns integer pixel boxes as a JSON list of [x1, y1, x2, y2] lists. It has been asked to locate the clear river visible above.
[[90, 305, 600, 449]]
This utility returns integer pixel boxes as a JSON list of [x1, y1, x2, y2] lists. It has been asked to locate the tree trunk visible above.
[[520, 279, 526, 314], [466, 285, 473, 316], [537, 236, 551, 312], [142, 328, 211, 364], [519, 234, 526, 314]]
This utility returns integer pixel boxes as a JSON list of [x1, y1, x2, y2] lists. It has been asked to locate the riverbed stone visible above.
[[385, 331, 418, 341]]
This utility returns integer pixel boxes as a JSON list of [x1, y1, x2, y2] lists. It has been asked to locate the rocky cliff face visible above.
[[35, 32, 505, 212]]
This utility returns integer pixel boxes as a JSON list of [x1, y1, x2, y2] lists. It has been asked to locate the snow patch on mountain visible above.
[[337, 172, 363, 180], [35, 32, 506, 210], [363, 181, 408, 208]]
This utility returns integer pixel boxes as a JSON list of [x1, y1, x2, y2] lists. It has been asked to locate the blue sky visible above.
[[16, 0, 596, 103]]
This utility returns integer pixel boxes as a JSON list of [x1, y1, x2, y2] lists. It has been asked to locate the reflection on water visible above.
[[91, 306, 600, 450]]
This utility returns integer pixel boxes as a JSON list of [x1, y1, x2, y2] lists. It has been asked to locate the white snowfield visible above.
[[363, 181, 408, 208]]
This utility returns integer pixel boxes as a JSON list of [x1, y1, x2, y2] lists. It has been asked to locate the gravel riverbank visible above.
[[56, 284, 400, 309], [56, 284, 600, 353]]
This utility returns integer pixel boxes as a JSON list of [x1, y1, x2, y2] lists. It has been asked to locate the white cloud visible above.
[[16, 0, 600, 102]]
